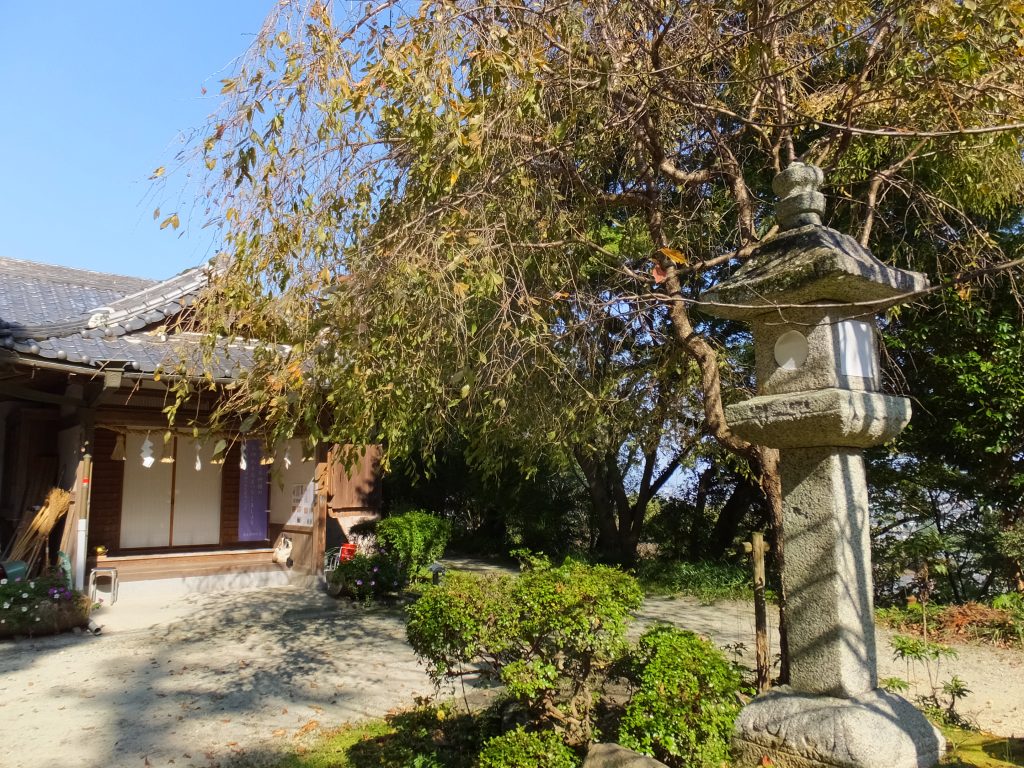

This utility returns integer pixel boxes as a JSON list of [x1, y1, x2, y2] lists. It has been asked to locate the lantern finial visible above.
[[774, 162, 825, 229]]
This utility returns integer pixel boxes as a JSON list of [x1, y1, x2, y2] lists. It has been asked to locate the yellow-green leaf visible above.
[[159, 213, 181, 231], [658, 247, 688, 265]]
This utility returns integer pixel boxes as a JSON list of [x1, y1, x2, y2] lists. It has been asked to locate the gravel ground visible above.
[[0, 574, 1020, 768], [0, 586, 437, 768], [636, 596, 1024, 737]]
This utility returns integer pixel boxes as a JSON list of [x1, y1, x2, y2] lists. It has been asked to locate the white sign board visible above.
[[837, 320, 877, 379], [288, 481, 316, 527]]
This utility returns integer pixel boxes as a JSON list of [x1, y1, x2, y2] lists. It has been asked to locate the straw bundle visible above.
[[7, 488, 72, 574]]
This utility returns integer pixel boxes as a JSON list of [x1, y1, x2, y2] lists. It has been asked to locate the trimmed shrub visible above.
[[406, 556, 642, 745], [376, 510, 452, 581], [478, 727, 579, 768], [618, 625, 745, 768]]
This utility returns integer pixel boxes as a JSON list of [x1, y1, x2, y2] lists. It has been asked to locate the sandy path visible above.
[[636, 596, 1024, 737], [1, 575, 1020, 768], [0, 587, 435, 768]]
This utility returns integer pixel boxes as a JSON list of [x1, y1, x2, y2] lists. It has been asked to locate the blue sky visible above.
[[0, 3, 272, 279]]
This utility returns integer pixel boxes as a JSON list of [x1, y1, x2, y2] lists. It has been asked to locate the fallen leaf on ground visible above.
[[295, 720, 320, 736]]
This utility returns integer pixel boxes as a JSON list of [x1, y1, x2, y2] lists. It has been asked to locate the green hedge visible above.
[[478, 727, 579, 768], [618, 625, 745, 768], [376, 510, 452, 581]]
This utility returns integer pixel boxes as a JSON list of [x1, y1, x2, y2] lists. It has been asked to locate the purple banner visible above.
[[238, 439, 269, 541]]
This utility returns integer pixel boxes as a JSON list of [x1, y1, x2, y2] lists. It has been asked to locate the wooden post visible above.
[[743, 531, 771, 692]]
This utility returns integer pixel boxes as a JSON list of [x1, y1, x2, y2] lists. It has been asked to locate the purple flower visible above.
[[355, 579, 363, 586], [370, 581, 376, 587], [372, 566, 379, 573]]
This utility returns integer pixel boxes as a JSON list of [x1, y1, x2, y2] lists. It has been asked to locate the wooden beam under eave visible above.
[[94, 407, 215, 429], [0, 381, 82, 407]]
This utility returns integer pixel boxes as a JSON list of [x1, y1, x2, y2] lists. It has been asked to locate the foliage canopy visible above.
[[186, 0, 1024, 461], [171, 0, 1024, 571]]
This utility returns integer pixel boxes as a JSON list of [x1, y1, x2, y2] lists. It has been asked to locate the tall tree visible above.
[[871, 277, 1024, 598], [169, 0, 1024, 605]]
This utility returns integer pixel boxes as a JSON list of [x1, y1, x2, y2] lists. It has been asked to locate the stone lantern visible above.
[[703, 164, 943, 768]]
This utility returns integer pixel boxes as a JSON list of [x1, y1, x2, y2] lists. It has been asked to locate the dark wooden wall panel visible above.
[[219, 442, 241, 546], [327, 445, 382, 512], [89, 428, 125, 552]]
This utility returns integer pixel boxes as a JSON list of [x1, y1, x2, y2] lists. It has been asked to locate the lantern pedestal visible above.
[[733, 687, 944, 768]]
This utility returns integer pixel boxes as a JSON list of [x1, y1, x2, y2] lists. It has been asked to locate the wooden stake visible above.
[[743, 531, 771, 692]]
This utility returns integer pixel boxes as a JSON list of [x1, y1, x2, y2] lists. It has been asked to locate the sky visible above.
[[0, 3, 274, 280]]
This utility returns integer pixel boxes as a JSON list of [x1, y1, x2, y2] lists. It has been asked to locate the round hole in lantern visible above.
[[774, 330, 809, 370]]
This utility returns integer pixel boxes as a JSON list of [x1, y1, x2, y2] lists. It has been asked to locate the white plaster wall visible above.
[[171, 439, 223, 546], [120, 434, 173, 548]]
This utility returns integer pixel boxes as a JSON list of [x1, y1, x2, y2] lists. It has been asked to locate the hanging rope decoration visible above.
[[140, 433, 155, 468], [160, 436, 175, 464], [101, 427, 305, 474]]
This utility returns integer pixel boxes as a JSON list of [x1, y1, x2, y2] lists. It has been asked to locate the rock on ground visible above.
[[583, 743, 669, 767]]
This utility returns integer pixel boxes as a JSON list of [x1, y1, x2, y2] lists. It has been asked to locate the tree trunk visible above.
[[687, 465, 717, 560], [708, 475, 761, 560], [575, 448, 638, 564]]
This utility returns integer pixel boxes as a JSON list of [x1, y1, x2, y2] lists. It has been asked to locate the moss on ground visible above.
[[941, 725, 1024, 768]]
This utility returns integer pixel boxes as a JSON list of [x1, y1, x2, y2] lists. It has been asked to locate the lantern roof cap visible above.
[[702, 165, 929, 321]]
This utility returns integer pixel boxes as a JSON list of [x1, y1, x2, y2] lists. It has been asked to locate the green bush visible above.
[[327, 552, 404, 601], [406, 555, 642, 745], [376, 510, 452, 581], [0, 574, 90, 638], [477, 727, 579, 768], [618, 625, 745, 768]]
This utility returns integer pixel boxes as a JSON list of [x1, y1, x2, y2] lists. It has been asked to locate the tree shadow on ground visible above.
[[39, 586, 441, 768]]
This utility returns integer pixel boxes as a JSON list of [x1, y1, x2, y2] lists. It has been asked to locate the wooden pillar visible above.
[[744, 531, 771, 693]]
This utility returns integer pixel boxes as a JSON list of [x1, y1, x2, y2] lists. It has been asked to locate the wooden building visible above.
[[0, 257, 379, 594]]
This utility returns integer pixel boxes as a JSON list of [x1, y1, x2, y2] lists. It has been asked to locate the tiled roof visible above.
[[0, 257, 156, 326], [0, 257, 250, 376]]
